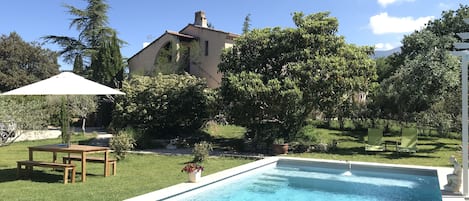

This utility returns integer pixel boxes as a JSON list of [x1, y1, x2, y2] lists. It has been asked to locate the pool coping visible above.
[[124, 157, 465, 201]]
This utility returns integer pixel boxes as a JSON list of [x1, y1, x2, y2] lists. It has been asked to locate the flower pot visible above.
[[273, 143, 289, 155], [188, 170, 202, 183]]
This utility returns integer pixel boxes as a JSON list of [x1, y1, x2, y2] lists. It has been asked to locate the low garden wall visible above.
[[14, 129, 61, 142]]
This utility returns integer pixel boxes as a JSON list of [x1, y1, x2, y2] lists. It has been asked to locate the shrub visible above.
[[110, 128, 136, 160], [297, 125, 321, 143], [192, 141, 212, 162], [112, 74, 209, 138]]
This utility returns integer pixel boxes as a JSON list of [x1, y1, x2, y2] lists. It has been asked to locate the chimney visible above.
[[194, 11, 208, 28]]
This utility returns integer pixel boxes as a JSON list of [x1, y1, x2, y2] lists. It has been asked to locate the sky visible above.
[[0, 0, 467, 70]]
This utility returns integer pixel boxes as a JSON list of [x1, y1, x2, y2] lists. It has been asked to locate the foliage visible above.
[[374, 5, 468, 124], [192, 141, 213, 162], [109, 128, 136, 160], [0, 32, 60, 92], [73, 54, 84, 74], [375, 57, 397, 83], [181, 163, 204, 173], [0, 96, 49, 131], [112, 74, 209, 138], [219, 12, 376, 148], [42, 0, 119, 64], [90, 32, 124, 88], [46, 95, 98, 134], [416, 101, 454, 137], [297, 125, 321, 143], [242, 13, 251, 34]]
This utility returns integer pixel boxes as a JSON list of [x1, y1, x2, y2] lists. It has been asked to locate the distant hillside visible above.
[[373, 47, 401, 58]]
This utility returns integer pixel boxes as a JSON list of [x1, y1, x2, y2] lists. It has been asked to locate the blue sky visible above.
[[0, 0, 466, 70]]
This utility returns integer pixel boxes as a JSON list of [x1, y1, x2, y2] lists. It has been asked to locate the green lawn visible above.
[[207, 125, 462, 167], [0, 136, 252, 201], [0, 125, 462, 200], [291, 128, 462, 167]]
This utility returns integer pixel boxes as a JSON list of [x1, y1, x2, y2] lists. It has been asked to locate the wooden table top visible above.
[[29, 144, 109, 152]]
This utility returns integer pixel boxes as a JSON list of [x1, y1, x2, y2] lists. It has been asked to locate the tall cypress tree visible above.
[[242, 14, 251, 34], [90, 32, 123, 88]]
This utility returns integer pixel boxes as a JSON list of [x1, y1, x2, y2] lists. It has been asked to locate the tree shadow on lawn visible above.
[[330, 146, 369, 156], [417, 141, 460, 153], [0, 168, 65, 183], [383, 152, 439, 160], [335, 131, 366, 143], [331, 146, 438, 160], [210, 137, 244, 152]]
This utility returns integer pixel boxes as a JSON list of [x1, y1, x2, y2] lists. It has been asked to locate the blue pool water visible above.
[[169, 160, 442, 201]]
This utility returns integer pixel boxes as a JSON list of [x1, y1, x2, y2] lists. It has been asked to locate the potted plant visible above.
[[272, 138, 289, 155], [181, 163, 204, 183]]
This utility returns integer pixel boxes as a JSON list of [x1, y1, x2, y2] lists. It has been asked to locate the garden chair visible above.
[[365, 128, 385, 152], [397, 127, 418, 153]]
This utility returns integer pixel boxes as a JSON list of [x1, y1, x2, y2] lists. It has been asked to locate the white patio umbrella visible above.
[[2, 72, 124, 95], [1, 72, 125, 145]]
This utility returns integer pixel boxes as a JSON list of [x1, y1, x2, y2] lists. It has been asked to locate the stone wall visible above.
[[14, 130, 61, 142]]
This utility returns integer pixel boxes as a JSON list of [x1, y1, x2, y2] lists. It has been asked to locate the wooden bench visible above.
[[17, 160, 76, 184], [63, 155, 116, 176]]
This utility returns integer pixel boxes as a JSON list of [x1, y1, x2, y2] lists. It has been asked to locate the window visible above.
[[204, 40, 209, 56]]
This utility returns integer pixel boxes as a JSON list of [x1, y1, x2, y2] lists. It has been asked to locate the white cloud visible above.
[[438, 2, 452, 10], [143, 42, 150, 48], [374, 43, 395, 50], [377, 0, 415, 7], [369, 12, 434, 34]]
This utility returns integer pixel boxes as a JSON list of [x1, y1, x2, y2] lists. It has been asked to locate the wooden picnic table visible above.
[[28, 144, 110, 182]]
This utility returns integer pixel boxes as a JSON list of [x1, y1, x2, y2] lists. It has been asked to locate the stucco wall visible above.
[[128, 25, 236, 88], [129, 34, 179, 75], [181, 26, 235, 88]]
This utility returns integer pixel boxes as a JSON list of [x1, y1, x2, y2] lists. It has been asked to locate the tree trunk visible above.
[[81, 118, 86, 135]]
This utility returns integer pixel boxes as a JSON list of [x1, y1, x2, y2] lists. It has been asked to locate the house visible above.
[[128, 11, 239, 88]]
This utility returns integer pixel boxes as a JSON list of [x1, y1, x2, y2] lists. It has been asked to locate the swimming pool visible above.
[[126, 157, 445, 201]]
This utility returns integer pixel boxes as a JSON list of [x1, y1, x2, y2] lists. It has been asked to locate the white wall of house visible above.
[[180, 25, 235, 88], [128, 33, 179, 75], [128, 12, 238, 88]]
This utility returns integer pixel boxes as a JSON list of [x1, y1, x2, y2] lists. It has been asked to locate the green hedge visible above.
[[112, 74, 209, 139]]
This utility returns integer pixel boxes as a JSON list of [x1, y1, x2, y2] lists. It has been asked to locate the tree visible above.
[[43, 0, 119, 70], [112, 74, 209, 140], [219, 12, 376, 147], [47, 95, 97, 135], [0, 32, 60, 92], [69, 96, 97, 134], [376, 5, 468, 126], [90, 32, 124, 88], [242, 14, 251, 34], [89, 32, 124, 127], [73, 54, 84, 74], [0, 96, 50, 146]]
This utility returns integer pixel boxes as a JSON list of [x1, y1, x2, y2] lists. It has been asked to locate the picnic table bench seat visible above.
[[63, 155, 116, 176], [17, 160, 76, 184]]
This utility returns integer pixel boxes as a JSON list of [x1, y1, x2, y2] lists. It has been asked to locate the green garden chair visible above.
[[397, 127, 418, 153], [365, 128, 385, 152]]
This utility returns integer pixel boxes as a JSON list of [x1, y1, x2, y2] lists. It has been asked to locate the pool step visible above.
[[247, 174, 288, 194]]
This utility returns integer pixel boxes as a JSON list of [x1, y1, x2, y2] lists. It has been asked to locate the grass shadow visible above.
[[0, 168, 19, 183], [6, 169, 67, 184], [383, 152, 439, 159]]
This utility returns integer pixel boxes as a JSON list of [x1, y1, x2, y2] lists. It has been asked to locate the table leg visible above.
[[104, 151, 109, 177], [28, 149, 33, 173], [53, 152, 57, 163], [82, 152, 87, 182]]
